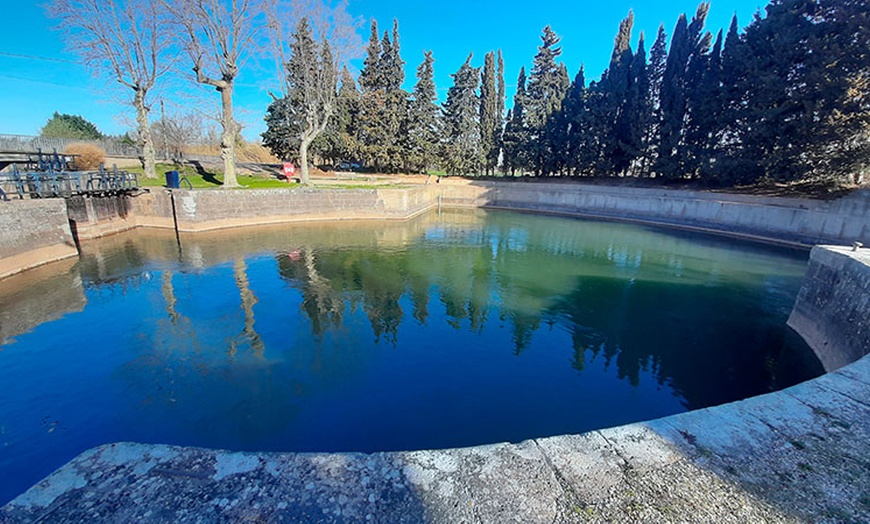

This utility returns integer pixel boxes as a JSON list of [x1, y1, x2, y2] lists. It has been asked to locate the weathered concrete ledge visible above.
[[3, 352, 868, 522], [789, 246, 870, 372], [0, 199, 77, 279]]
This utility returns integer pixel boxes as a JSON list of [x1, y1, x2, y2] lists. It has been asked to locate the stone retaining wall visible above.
[[0, 199, 77, 279], [439, 181, 870, 247], [788, 246, 870, 372], [167, 186, 437, 232]]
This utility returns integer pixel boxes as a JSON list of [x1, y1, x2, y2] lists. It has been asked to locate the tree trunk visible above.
[[299, 136, 312, 185], [134, 89, 158, 179], [220, 84, 239, 188]]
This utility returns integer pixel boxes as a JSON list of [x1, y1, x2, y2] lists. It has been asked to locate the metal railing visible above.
[[0, 163, 139, 200], [0, 134, 140, 158]]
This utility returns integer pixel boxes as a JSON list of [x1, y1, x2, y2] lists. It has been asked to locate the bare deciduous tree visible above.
[[46, 0, 172, 179], [164, 0, 263, 188], [262, 0, 361, 183], [264, 0, 362, 97]]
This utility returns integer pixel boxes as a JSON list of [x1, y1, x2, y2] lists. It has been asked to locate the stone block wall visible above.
[[0, 199, 77, 279], [788, 246, 870, 371]]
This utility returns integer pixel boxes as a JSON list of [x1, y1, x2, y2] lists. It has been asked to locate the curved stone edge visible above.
[[3, 353, 869, 522], [788, 246, 870, 372]]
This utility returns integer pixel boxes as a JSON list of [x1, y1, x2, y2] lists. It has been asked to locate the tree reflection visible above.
[[250, 211, 820, 410], [230, 258, 264, 359]]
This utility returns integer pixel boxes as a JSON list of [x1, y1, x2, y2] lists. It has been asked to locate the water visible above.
[[0, 209, 822, 504]]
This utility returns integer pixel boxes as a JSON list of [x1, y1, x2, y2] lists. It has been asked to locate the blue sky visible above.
[[0, 0, 765, 141]]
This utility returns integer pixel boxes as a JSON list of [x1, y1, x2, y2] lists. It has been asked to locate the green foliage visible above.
[[262, 17, 337, 183], [355, 18, 409, 173], [40, 112, 103, 140], [479, 51, 499, 175], [441, 54, 482, 175], [406, 51, 441, 173], [524, 26, 569, 175]]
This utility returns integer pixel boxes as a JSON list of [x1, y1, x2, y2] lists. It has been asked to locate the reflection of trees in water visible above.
[[271, 215, 817, 410], [230, 258, 264, 359]]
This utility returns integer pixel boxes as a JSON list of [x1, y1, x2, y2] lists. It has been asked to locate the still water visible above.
[[0, 209, 822, 503]]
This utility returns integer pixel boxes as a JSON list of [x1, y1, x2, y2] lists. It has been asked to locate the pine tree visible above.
[[441, 54, 481, 175], [684, 29, 722, 180]]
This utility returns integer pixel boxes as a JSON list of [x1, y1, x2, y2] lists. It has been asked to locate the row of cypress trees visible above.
[[267, 0, 870, 186]]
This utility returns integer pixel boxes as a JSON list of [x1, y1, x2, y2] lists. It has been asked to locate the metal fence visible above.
[[0, 134, 140, 158]]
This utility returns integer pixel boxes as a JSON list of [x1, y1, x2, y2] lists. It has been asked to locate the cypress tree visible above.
[[496, 50, 506, 172], [407, 51, 441, 173], [525, 26, 569, 175], [562, 66, 587, 176], [600, 11, 637, 176], [657, 3, 711, 179], [359, 20, 381, 93], [479, 51, 498, 175], [441, 54, 481, 175], [502, 67, 528, 175], [645, 24, 668, 169]]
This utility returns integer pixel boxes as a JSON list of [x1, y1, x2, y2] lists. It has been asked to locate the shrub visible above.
[[63, 143, 105, 170]]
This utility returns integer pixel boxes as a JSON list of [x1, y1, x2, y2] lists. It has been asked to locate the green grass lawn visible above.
[[127, 163, 415, 191], [130, 163, 295, 189]]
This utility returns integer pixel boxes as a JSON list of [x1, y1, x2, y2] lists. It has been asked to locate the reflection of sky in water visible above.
[[0, 209, 822, 505]]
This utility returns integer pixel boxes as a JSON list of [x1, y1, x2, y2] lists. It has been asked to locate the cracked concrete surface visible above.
[[3, 354, 869, 522]]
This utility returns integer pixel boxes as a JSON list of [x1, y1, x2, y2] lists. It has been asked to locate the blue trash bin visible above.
[[165, 170, 180, 188]]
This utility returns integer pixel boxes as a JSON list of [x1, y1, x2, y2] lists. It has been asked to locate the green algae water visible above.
[[0, 209, 822, 504]]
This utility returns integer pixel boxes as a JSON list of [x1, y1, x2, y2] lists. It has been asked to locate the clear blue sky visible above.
[[0, 0, 765, 141]]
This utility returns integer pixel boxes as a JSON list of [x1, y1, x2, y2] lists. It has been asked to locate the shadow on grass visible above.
[[189, 160, 222, 186]]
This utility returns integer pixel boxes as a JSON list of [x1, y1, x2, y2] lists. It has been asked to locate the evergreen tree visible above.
[[626, 33, 651, 176], [407, 51, 441, 173], [40, 112, 103, 139], [657, 3, 711, 179], [441, 54, 482, 175], [356, 18, 409, 173], [262, 18, 337, 184], [599, 11, 638, 176], [525, 26, 569, 175], [479, 51, 499, 175], [496, 50, 506, 172], [359, 20, 381, 93], [502, 67, 529, 175], [683, 29, 722, 180], [644, 24, 668, 171], [727, 0, 870, 184], [561, 66, 588, 176]]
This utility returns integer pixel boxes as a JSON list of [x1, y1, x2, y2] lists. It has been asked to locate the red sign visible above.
[[282, 163, 295, 180]]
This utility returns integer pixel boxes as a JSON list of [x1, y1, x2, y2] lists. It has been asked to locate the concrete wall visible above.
[[788, 246, 870, 372], [0, 199, 77, 279], [166, 186, 437, 232], [440, 180, 870, 246]]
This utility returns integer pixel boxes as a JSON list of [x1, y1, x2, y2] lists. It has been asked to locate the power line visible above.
[[0, 74, 89, 90], [0, 52, 78, 64]]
